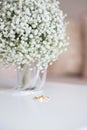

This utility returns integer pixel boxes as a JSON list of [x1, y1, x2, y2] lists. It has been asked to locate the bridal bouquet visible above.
[[0, 0, 68, 70]]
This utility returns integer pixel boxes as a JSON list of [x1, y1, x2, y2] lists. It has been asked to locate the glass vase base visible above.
[[17, 65, 47, 93]]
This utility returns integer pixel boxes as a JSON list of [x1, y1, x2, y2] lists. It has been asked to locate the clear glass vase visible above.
[[17, 65, 47, 92]]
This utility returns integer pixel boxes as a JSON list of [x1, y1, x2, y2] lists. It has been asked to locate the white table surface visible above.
[[0, 82, 87, 130]]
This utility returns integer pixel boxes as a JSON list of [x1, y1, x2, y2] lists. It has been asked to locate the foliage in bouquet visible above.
[[0, 0, 68, 70]]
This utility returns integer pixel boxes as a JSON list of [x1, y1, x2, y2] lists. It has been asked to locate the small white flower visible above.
[[29, 34, 33, 39]]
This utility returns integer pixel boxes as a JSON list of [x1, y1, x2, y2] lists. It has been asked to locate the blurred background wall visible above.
[[59, 0, 87, 20]]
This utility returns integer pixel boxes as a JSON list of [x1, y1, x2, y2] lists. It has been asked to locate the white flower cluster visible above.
[[0, 0, 68, 70]]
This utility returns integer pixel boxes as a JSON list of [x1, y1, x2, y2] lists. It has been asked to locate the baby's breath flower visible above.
[[0, 0, 68, 70]]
